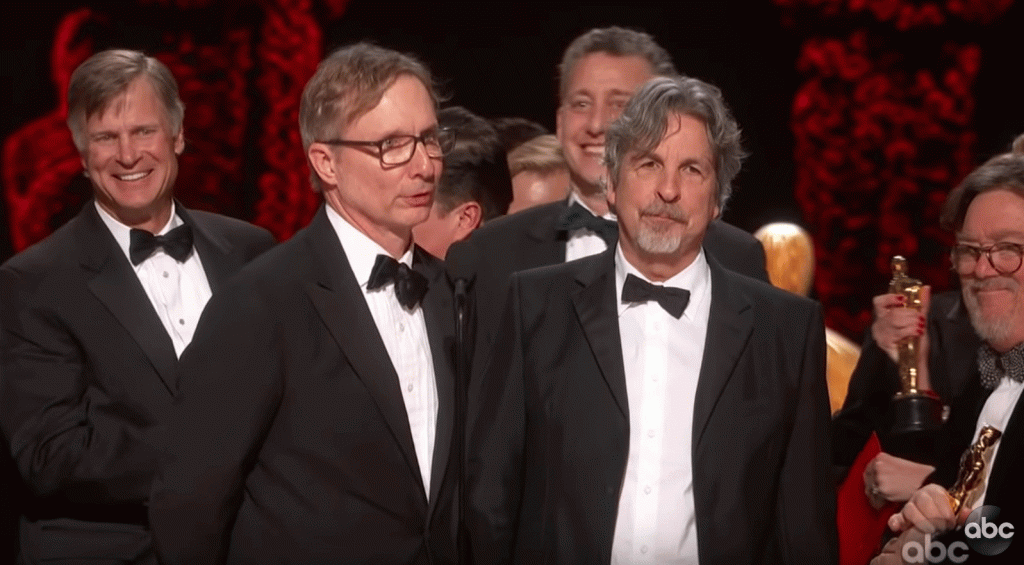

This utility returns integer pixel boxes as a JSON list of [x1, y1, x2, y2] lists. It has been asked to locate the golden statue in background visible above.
[[754, 222, 860, 413]]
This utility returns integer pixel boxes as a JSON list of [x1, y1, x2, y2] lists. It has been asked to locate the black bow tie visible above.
[[367, 254, 428, 309], [557, 202, 618, 247], [129, 224, 193, 265], [621, 273, 690, 318], [977, 343, 1024, 389]]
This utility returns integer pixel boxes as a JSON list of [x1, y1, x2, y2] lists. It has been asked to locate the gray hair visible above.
[[941, 149, 1024, 232], [558, 26, 676, 102], [67, 49, 185, 153], [604, 75, 745, 210]]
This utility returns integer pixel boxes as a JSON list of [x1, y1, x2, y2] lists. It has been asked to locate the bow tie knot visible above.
[[367, 254, 428, 309], [977, 343, 1024, 389], [557, 202, 618, 248], [129, 224, 194, 265], [621, 273, 690, 318]]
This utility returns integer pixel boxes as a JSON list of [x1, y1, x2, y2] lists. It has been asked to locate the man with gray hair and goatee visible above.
[[466, 75, 837, 565]]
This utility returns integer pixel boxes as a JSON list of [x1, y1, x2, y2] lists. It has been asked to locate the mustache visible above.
[[640, 202, 686, 222], [968, 278, 1019, 292]]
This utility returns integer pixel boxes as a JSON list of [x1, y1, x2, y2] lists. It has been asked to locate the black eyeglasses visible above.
[[317, 128, 457, 166], [950, 242, 1024, 276]]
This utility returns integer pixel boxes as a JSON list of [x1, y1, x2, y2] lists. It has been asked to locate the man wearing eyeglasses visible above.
[[148, 43, 460, 564], [835, 145, 1024, 564]]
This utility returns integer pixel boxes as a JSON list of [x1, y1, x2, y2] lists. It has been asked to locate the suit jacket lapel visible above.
[[176, 204, 236, 293], [985, 390, 1024, 507], [527, 199, 570, 266], [77, 204, 179, 394], [571, 250, 629, 420], [301, 208, 426, 498], [415, 247, 456, 508], [692, 259, 754, 450]]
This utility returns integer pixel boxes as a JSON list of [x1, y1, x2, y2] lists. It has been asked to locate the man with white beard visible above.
[[872, 143, 1024, 565]]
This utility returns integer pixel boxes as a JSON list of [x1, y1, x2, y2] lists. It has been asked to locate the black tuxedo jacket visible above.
[[0, 202, 274, 563], [832, 291, 982, 479], [466, 249, 837, 565], [148, 207, 459, 564], [449, 199, 769, 379]]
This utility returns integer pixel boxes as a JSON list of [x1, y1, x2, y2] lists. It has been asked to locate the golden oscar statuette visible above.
[[882, 256, 944, 463], [948, 426, 1002, 515]]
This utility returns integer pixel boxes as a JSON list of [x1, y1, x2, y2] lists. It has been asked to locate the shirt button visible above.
[[644, 485, 651, 495], [398, 322, 405, 332], [178, 318, 185, 325], [162, 271, 169, 278], [647, 429, 655, 438], [407, 383, 414, 392], [640, 545, 649, 554]]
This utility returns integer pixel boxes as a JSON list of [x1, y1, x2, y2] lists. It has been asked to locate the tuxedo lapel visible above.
[[571, 250, 629, 420], [77, 205, 178, 394], [985, 391, 1024, 508], [415, 247, 456, 508], [301, 209, 426, 497], [176, 204, 238, 292], [692, 260, 755, 450], [526, 199, 570, 267]]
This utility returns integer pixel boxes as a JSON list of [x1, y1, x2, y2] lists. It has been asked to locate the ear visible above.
[[173, 128, 185, 156], [555, 105, 565, 142], [605, 173, 617, 209], [308, 143, 339, 187], [453, 201, 482, 241]]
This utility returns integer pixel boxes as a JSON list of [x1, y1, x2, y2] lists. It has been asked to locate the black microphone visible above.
[[444, 239, 478, 565]]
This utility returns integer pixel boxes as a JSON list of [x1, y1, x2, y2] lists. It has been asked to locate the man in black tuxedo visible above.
[[467, 75, 837, 564], [0, 50, 275, 564], [874, 149, 1024, 564], [449, 26, 768, 373], [148, 43, 460, 563]]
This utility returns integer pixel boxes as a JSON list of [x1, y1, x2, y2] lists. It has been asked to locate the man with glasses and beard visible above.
[[869, 143, 1024, 564]]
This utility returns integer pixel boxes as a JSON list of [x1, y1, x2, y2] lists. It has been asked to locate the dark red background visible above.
[[3, 0, 1023, 341]]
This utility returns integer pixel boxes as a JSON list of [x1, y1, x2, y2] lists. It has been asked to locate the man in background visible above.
[[506, 134, 570, 214], [413, 106, 512, 258]]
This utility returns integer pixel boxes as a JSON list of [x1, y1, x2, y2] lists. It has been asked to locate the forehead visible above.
[[564, 52, 654, 98], [641, 112, 712, 158], [960, 188, 1024, 239], [86, 77, 168, 128], [342, 74, 436, 136]]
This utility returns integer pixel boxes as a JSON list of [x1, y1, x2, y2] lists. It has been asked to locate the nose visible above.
[[585, 102, 616, 137], [973, 250, 1000, 278], [408, 137, 439, 180], [116, 135, 141, 167], [657, 170, 682, 203]]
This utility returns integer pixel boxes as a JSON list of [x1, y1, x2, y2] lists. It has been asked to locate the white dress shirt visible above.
[[564, 191, 616, 262], [969, 376, 1024, 509], [97, 202, 212, 358], [610, 244, 712, 565], [326, 205, 438, 497]]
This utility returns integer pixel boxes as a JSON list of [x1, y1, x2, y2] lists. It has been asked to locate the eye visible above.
[[380, 136, 412, 151], [568, 99, 591, 111], [91, 133, 115, 143]]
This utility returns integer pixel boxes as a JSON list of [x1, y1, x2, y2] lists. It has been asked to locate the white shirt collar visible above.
[[95, 201, 182, 264], [614, 243, 710, 320], [569, 190, 616, 221], [324, 205, 414, 288]]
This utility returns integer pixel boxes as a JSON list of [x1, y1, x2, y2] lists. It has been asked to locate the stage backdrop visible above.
[[2, 0, 1022, 341]]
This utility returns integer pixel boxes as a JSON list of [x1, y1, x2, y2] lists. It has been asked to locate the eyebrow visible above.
[[957, 230, 1024, 242]]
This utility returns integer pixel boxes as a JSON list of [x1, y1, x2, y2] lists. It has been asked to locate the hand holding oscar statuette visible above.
[[882, 257, 944, 462]]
